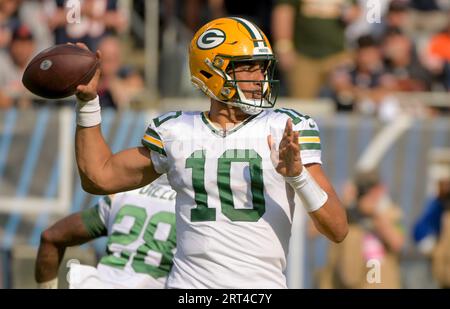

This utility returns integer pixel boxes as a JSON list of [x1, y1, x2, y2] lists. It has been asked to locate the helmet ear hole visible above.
[[200, 70, 212, 79]]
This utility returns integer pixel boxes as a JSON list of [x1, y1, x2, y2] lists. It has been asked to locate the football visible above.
[[22, 44, 99, 99]]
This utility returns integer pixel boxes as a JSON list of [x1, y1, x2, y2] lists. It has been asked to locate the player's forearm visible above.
[[35, 235, 66, 283], [310, 195, 348, 243], [76, 125, 114, 194], [36, 213, 95, 285], [287, 164, 348, 242]]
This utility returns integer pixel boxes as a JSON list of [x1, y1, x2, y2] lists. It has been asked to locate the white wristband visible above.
[[76, 96, 101, 127], [37, 277, 58, 289], [285, 168, 328, 213]]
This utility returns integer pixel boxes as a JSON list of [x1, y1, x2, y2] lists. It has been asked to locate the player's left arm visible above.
[[305, 163, 348, 243], [269, 118, 348, 243], [35, 213, 94, 288]]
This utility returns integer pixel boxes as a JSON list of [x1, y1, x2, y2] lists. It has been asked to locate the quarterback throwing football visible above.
[[73, 17, 348, 288]]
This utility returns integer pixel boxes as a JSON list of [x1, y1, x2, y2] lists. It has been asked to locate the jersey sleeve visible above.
[[272, 108, 322, 165], [141, 121, 169, 174], [296, 117, 322, 165], [80, 196, 112, 238]]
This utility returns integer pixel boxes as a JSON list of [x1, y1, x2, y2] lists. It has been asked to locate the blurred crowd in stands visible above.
[[0, 0, 449, 117], [315, 165, 450, 289], [0, 0, 139, 109]]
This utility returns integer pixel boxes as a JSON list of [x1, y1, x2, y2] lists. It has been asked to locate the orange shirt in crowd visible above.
[[429, 33, 450, 61]]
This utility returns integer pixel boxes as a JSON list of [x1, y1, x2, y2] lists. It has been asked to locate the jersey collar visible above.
[[200, 111, 260, 138]]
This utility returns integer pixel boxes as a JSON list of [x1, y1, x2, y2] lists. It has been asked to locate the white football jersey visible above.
[[142, 108, 322, 289], [83, 176, 176, 288]]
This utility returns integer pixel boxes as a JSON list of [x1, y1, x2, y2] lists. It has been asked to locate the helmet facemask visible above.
[[206, 55, 279, 115]]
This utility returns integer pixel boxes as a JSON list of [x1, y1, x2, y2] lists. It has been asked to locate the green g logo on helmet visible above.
[[197, 29, 226, 50]]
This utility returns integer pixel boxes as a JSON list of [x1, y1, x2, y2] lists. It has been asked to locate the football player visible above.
[[73, 17, 348, 288], [35, 176, 176, 289]]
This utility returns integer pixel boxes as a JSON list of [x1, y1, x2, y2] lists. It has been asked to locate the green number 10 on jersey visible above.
[[186, 149, 265, 222]]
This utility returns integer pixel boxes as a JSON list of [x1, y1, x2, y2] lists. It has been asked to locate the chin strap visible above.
[[239, 104, 263, 115]]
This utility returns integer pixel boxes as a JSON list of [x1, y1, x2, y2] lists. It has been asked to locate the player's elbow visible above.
[[80, 174, 110, 195], [330, 223, 349, 243], [330, 202, 349, 243], [40, 228, 59, 246], [80, 179, 105, 194], [313, 203, 349, 243]]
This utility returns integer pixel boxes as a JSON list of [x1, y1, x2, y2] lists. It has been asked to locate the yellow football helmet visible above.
[[189, 17, 279, 114]]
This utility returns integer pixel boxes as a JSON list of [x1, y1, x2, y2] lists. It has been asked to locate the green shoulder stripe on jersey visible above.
[[142, 138, 167, 156], [81, 205, 107, 238], [300, 143, 322, 150], [274, 108, 306, 125], [142, 126, 165, 155], [298, 130, 319, 137], [145, 127, 162, 141], [286, 108, 310, 120], [153, 111, 182, 128]]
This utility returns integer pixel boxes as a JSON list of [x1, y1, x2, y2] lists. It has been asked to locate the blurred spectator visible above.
[[407, 0, 449, 36], [372, 0, 409, 42], [129, 0, 145, 48], [413, 166, 450, 288], [410, 0, 440, 11], [158, 0, 203, 97], [1, 1, 53, 52], [0, 23, 35, 109], [47, 0, 127, 51], [97, 35, 144, 109], [382, 27, 432, 91], [158, 0, 210, 37], [0, 0, 21, 49], [424, 20, 450, 90], [324, 35, 401, 120], [19, 0, 54, 51], [180, 0, 207, 33], [345, 0, 390, 45], [272, 0, 359, 99], [319, 170, 405, 288], [208, 0, 274, 41]]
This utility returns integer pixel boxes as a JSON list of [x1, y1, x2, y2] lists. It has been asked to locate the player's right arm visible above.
[[74, 43, 160, 194], [76, 126, 159, 194]]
